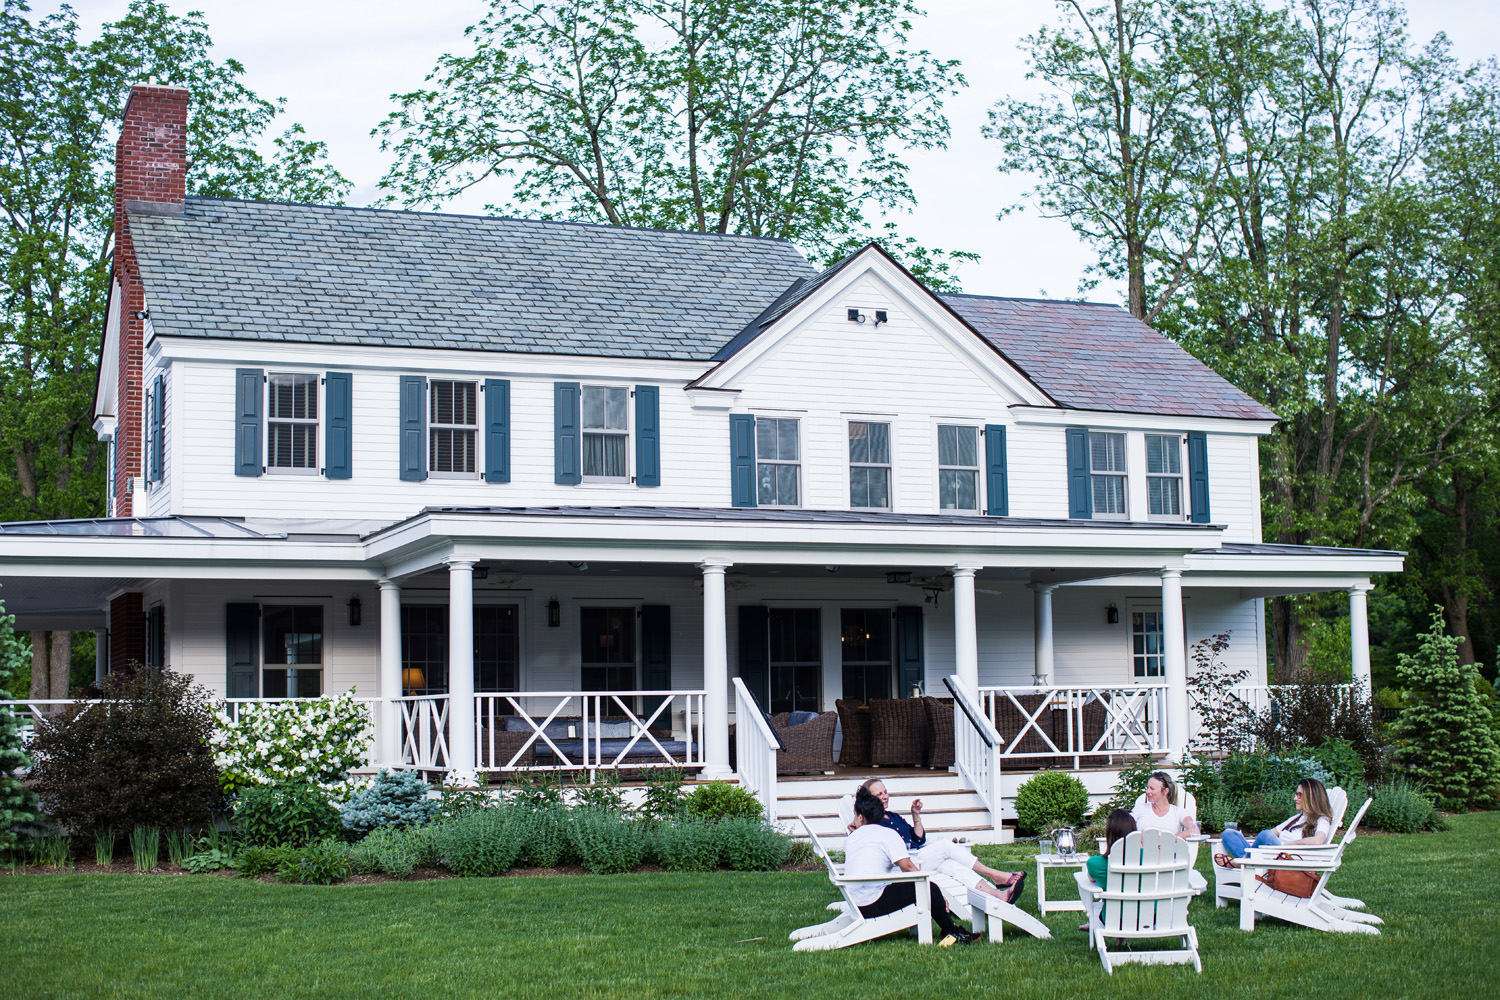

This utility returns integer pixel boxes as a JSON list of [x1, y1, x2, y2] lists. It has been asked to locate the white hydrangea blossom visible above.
[[213, 692, 372, 801]]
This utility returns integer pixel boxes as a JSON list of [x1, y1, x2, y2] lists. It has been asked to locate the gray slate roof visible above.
[[129, 198, 814, 361], [941, 294, 1277, 420]]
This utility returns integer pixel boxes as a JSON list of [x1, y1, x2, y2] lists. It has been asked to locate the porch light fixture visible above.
[[873, 310, 888, 327], [547, 598, 561, 628], [847, 309, 866, 323], [1106, 603, 1119, 625], [885, 571, 912, 584], [347, 595, 362, 627]]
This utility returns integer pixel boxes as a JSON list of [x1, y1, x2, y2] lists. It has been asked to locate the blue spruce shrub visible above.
[[341, 770, 437, 837]]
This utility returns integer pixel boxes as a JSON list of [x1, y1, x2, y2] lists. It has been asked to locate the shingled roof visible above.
[[940, 294, 1277, 421], [128, 198, 815, 361]]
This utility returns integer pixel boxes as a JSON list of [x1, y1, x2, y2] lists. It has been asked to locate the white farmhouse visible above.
[[0, 85, 1401, 838]]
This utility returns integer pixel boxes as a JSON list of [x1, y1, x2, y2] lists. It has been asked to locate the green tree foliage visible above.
[[1390, 609, 1500, 809], [377, 0, 976, 287], [0, 593, 37, 851], [0, 0, 350, 523], [989, 0, 1500, 672]]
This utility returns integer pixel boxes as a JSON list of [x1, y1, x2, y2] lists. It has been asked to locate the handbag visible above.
[[1254, 853, 1320, 898]]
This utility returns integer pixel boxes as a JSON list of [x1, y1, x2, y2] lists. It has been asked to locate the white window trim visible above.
[[847, 419, 893, 511], [581, 383, 632, 484], [1088, 429, 1129, 520], [1125, 600, 1165, 681], [934, 421, 983, 513], [1145, 432, 1188, 522], [754, 414, 802, 508], [428, 378, 482, 480], [265, 371, 321, 476]]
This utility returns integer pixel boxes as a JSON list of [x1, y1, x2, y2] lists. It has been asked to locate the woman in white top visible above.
[[1130, 771, 1200, 838], [1215, 778, 1334, 866], [843, 787, 978, 945]]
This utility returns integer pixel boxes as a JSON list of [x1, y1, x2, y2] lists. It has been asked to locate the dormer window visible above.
[[267, 373, 318, 474]]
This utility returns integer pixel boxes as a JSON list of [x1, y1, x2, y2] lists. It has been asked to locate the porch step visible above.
[[770, 770, 1009, 848]]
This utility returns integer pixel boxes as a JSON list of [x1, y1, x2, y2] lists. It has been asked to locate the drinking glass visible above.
[[1039, 838, 1054, 858], [1223, 822, 1239, 835]]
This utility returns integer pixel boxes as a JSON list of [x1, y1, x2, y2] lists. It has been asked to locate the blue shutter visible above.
[[225, 603, 260, 699], [641, 604, 671, 716], [1187, 431, 1211, 523], [1066, 427, 1092, 519], [234, 368, 262, 477], [148, 374, 164, 483], [896, 605, 924, 697], [325, 372, 352, 479], [984, 423, 1008, 516], [484, 378, 510, 483], [635, 384, 660, 487], [730, 413, 756, 507], [554, 382, 581, 485], [399, 376, 427, 481], [738, 605, 769, 709]]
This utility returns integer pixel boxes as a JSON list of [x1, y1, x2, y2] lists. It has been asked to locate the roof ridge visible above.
[[941, 291, 1124, 308], [179, 196, 802, 246]]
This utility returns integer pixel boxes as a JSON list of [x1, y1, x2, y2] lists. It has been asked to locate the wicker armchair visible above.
[[770, 710, 837, 775], [868, 698, 929, 767], [835, 699, 871, 767], [476, 723, 538, 768], [922, 696, 955, 769]]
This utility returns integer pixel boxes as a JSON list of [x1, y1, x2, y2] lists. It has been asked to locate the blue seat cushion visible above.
[[537, 738, 695, 763], [785, 710, 820, 728]]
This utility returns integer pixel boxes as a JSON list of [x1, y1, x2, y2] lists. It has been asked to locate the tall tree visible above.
[[0, 0, 350, 524], [377, 0, 975, 286]]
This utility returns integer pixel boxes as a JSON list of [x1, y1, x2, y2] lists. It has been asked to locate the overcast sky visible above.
[[37, 0, 1500, 303]]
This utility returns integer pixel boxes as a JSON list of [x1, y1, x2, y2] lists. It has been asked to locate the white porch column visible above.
[[701, 560, 731, 778], [378, 579, 403, 768], [447, 558, 477, 781], [952, 565, 980, 697], [1161, 568, 1189, 761], [1349, 583, 1373, 692], [1033, 584, 1057, 685]]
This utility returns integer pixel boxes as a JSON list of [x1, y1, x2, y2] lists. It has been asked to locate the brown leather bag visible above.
[[1254, 853, 1320, 898]]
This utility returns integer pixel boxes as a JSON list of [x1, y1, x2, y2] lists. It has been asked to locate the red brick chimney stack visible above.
[[112, 84, 188, 516]]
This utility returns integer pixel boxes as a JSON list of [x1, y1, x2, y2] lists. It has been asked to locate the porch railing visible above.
[[732, 677, 783, 823], [977, 684, 1170, 767], [944, 676, 1003, 821], [1188, 682, 1358, 747], [473, 689, 706, 774]]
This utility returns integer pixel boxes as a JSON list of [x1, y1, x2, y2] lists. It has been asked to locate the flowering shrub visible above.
[[212, 694, 371, 800]]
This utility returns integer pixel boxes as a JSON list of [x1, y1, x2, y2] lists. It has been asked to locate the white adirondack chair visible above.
[[1100, 789, 1199, 853], [1211, 787, 1353, 909], [1235, 798, 1381, 935], [788, 816, 940, 951], [1074, 829, 1202, 975]]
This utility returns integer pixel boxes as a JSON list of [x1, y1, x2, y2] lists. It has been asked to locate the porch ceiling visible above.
[[0, 575, 124, 629]]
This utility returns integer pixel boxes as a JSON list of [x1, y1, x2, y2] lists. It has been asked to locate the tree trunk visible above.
[[50, 630, 72, 699], [30, 631, 48, 699]]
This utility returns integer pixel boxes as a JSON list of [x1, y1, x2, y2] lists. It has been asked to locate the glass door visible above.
[[840, 608, 893, 704], [767, 608, 820, 714]]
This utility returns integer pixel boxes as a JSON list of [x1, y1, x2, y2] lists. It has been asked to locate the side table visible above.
[[1035, 853, 1090, 914]]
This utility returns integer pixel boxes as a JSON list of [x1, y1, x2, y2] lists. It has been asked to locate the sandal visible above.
[[1214, 852, 1237, 869], [1003, 872, 1026, 905]]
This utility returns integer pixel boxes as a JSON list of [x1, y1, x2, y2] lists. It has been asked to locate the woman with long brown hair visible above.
[[1215, 778, 1334, 867]]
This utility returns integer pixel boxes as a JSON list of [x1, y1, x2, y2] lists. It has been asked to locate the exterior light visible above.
[[548, 598, 561, 628], [347, 595, 362, 626], [1107, 603, 1119, 625]]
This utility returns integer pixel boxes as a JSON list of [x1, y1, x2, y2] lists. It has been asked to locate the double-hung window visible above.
[[1090, 431, 1128, 517], [848, 421, 891, 509], [756, 417, 800, 506], [1146, 433, 1184, 519], [430, 380, 478, 476], [267, 373, 318, 473], [582, 385, 629, 480], [938, 425, 980, 510], [262, 605, 324, 698]]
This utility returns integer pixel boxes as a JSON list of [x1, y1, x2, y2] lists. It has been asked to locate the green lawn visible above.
[[2, 813, 1496, 1000]]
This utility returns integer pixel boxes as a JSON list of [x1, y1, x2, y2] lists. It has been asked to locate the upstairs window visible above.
[[1090, 431, 1127, 517], [1146, 433, 1184, 519], [582, 385, 629, 480], [848, 421, 891, 509], [756, 417, 800, 506], [938, 425, 980, 510], [267, 373, 318, 473], [430, 380, 478, 476]]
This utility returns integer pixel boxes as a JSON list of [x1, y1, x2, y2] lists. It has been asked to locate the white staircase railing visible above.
[[978, 684, 1169, 767], [732, 677, 783, 823], [944, 675, 1003, 825]]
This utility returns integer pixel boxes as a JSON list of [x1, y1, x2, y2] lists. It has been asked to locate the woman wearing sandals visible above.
[[860, 778, 1027, 905], [1214, 778, 1334, 869]]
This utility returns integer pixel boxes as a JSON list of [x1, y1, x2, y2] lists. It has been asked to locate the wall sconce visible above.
[[347, 595, 362, 627], [548, 598, 561, 628], [1106, 603, 1119, 625]]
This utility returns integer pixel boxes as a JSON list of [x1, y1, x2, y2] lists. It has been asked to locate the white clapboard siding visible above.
[[1209, 433, 1262, 542]]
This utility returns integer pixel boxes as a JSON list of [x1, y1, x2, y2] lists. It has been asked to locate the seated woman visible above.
[[1081, 809, 1136, 931], [1131, 771, 1200, 838], [845, 787, 979, 946], [1214, 778, 1334, 867], [861, 778, 1026, 905]]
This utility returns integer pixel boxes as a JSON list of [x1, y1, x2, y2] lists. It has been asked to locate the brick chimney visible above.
[[111, 84, 188, 516]]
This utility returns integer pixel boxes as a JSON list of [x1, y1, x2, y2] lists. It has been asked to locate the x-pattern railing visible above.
[[394, 695, 449, 770], [978, 684, 1169, 764], [475, 690, 705, 772]]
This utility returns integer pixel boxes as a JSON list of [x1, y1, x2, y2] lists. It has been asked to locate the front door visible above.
[[840, 608, 893, 704], [767, 607, 820, 714]]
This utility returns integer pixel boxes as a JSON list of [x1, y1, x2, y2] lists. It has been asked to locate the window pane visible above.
[[605, 387, 627, 429], [777, 419, 798, 461], [939, 425, 977, 467], [581, 607, 635, 666], [776, 463, 799, 505], [263, 606, 323, 666], [757, 463, 778, 505], [1093, 475, 1127, 514], [1148, 476, 1181, 516], [849, 423, 870, 464], [867, 467, 889, 508], [849, 422, 889, 464], [1090, 432, 1126, 473], [584, 433, 627, 477], [582, 386, 604, 428], [850, 466, 868, 507], [756, 418, 778, 459], [431, 428, 475, 473]]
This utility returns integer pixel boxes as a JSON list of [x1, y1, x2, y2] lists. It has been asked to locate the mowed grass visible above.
[[2, 812, 1496, 1000]]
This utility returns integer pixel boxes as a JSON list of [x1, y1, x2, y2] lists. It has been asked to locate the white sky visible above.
[[37, 0, 1500, 303]]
